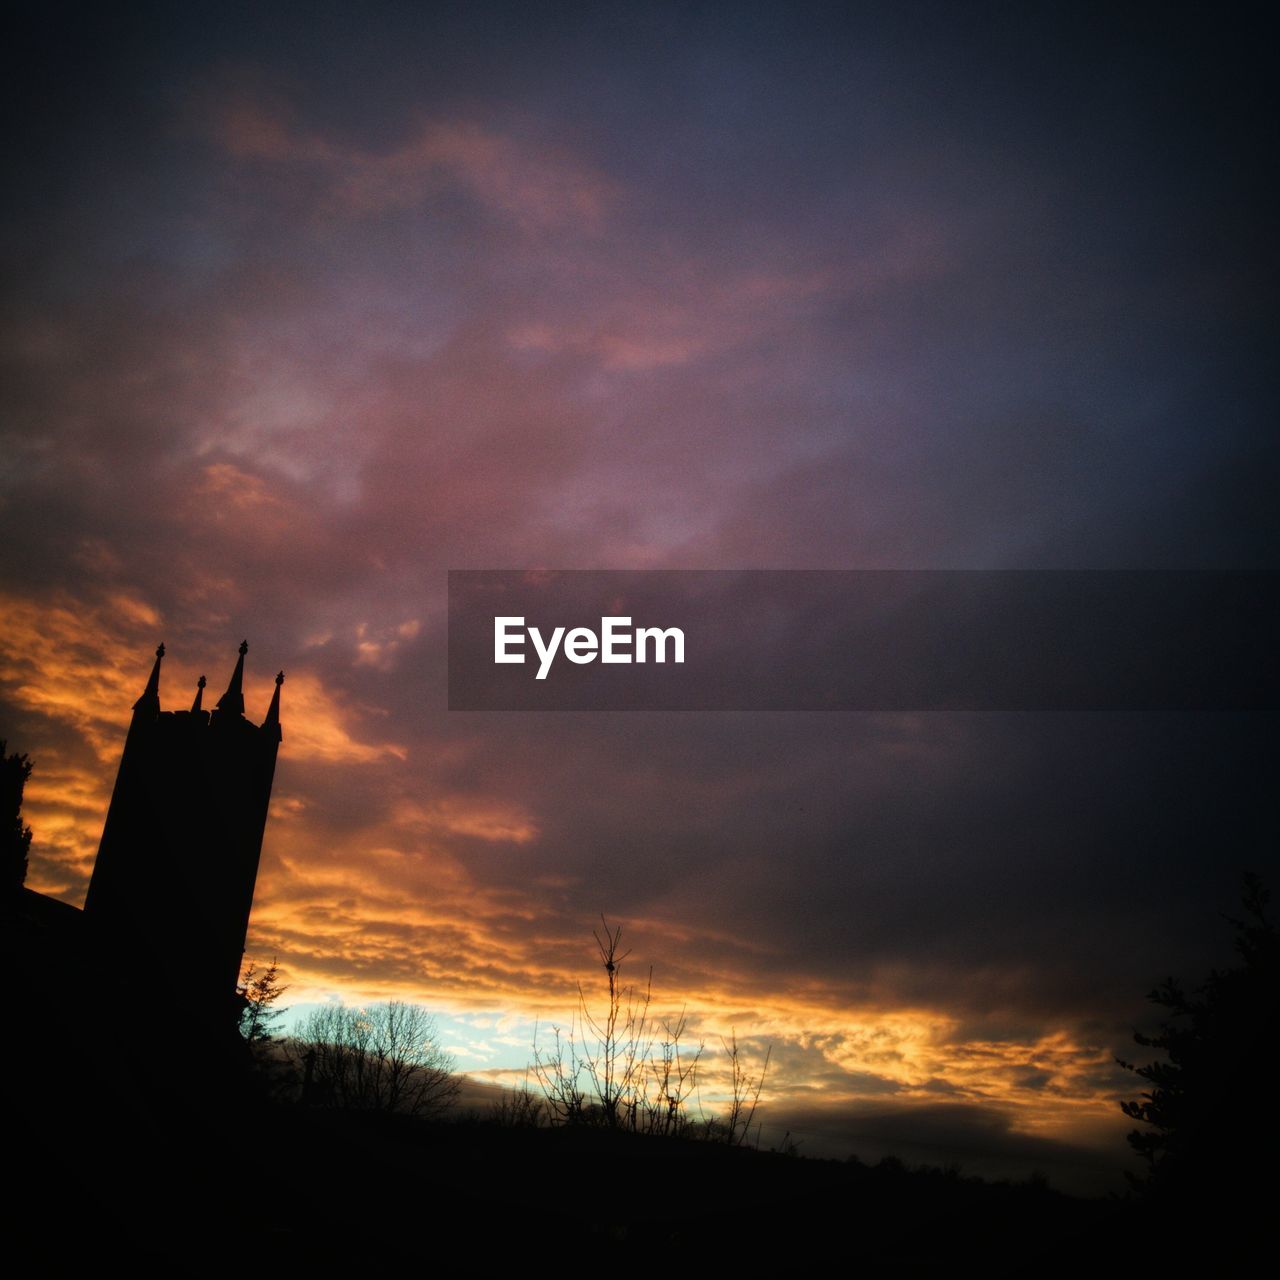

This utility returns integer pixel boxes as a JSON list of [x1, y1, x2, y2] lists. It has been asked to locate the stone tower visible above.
[[84, 641, 284, 1020]]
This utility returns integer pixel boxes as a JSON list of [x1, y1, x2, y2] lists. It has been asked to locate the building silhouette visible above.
[[83, 641, 284, 1020]]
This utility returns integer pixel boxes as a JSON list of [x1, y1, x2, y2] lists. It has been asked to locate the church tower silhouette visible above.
[[84, 641, 284, 1019]]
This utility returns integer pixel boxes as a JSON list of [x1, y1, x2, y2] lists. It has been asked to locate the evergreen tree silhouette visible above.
[[2, 739, 34, 894], [239, 957, 289, 1044], [1119, 873, 1278, 1214]]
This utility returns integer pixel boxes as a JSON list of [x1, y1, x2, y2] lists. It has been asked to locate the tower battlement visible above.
[[84, 641, 284, 1019]]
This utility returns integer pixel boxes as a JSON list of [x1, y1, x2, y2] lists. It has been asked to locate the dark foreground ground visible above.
[[12, 1032, 1266, 1274], [5, 890, 1269, 1273], [11, 1084, 1111, 1273]]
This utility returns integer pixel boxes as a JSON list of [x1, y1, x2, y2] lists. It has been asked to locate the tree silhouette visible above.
[[290, 1001, 460, 1117], [2, 739, 34, 894], [530, 918, 786, 1141], [531, 916, 712, 1134], [718, 1029, 771, 1147], [531, 917, 653, 1128], [239, 957, 289, 1044], [1118, 873, 1278, 1210]]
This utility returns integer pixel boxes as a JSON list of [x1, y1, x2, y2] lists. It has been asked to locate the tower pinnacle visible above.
[[263, 670, 284, 740], [132, 643, 165, 713], [216, 641, 249, 716]]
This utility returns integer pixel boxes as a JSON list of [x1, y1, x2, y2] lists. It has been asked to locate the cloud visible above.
[[204, 90, 614, 233], [762, 1098, 1128, 1193]]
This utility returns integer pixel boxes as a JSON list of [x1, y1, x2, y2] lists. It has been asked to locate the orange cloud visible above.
[[3, 586, 1130, 1147], [0, 589, 406, 899]]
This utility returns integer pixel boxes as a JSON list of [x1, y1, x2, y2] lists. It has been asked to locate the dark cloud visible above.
[[769, 1099, 1127, 1194]]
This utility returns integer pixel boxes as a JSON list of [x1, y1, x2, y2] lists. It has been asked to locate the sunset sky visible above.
[[3, 2, 1274, 1190]]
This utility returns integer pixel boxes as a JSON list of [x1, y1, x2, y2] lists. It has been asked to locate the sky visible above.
[[2, 1, 1275, 1191]]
